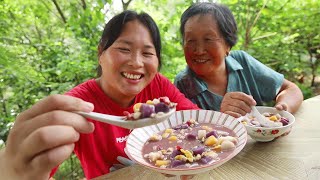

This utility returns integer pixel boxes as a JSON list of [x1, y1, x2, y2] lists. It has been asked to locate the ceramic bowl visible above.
[[125, 109, 247, 176], [239, 106, 295, 142]]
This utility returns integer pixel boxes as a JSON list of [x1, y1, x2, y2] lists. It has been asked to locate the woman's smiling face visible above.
[[99, 20, 158, 106], [183, 14, 230, 77]]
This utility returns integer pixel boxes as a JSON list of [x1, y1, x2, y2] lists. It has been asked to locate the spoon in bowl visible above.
[[251, 106, 279, 127], [76, 107, 176, 129]]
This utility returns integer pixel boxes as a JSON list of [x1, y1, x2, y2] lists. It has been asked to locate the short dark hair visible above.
[[180, 2, 238, 48], [97, 10, 162, 77]]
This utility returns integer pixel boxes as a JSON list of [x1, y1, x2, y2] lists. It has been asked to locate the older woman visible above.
[[0, 10, 198, 179], [174, 2, 303, 118]]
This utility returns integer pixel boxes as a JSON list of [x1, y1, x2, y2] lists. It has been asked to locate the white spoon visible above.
[[76, 107, 176, 129], [251, 106, 279, 127]]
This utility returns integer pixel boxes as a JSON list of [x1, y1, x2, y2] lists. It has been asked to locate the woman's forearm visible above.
[[276, 79, 303, 113]]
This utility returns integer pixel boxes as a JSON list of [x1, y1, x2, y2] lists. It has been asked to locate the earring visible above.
[[226, 51, 230, 56]]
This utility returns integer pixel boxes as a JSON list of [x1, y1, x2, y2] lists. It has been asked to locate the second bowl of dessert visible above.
[[239, 106, 295, 142]]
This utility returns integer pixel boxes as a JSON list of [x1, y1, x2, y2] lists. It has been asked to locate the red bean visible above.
[[173, 124, 189, 130], [185, 133, 197, 141]]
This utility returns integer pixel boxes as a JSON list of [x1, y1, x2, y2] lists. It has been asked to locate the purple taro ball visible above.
[[171, 160, 185, 168], [198, 156, 213, 164], [154, 102, 170, 113], [185, 133, 197, 141], [206, 130, 219, 138], [192, 146, 205, 155], [140, 104, 155, 118], [280, 117, 289, 126]]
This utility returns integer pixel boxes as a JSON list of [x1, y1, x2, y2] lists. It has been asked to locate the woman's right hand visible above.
[[0, 94, 95, 180], [220, 92, 256, 118]]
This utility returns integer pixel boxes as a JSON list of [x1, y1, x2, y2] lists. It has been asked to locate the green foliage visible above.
[[54, 154, 84, 180], [129, 0, 193, 81], [227, 0, 320, 88], [297, 83, 314, 100], [1, 0, 320, 179]]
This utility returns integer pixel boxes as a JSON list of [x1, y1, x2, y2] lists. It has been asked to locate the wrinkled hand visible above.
[[274, 102, 289, 111], [274, 102, 290, 139], [220, 92, 256, 118], [0, 94, 95, 180]]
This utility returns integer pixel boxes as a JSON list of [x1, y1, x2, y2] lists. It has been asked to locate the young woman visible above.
[[0, 10, 198, 179]]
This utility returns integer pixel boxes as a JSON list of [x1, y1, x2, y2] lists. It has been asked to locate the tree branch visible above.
[[250, 0, 269, 31], [34, 19, 42, 42], [51, 0, 67, 23], [81, 0, 86, 10], [244, 0, 269, 48], [40, 0, 63, 23], [121, 0, 133, 10], [0, 90, 8, 117]]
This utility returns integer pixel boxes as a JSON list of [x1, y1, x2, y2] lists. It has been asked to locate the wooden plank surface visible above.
[[94, 96, 320, 180]]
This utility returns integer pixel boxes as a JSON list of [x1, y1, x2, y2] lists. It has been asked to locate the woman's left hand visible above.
[[274, 102, 289, 111]]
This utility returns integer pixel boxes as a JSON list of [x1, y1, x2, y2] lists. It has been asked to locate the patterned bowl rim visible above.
[[126, 109, 248, 174]]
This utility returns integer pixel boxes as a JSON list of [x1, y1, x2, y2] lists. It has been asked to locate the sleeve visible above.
[[158, 74, 199, 111], [240, 51, 284, 102], [50, 167, 59, 178]]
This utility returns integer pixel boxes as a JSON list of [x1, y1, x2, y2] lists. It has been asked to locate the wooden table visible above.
[[94, 96, 320, 180]]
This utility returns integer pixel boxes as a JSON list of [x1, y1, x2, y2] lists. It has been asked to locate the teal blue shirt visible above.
[[174, 50, 284, 111]]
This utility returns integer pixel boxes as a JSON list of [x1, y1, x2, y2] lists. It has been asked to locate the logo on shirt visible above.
[[116, 135, 128, 143]]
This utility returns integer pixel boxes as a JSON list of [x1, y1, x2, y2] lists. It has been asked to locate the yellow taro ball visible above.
[[175, 155, 186, 160], [212, 145, 221, 152], [133, 103, 142, 112], [205, 135, 218, 146], [162, 132, 170, 138], [168, 136, 177, 141], [187, 157, 194, 163], [269, 115, 278, 121], [165, 128, 174, 134], [155, 160, 170, 167], [181, 149, 193, 158], [146, 100, 154, 105]]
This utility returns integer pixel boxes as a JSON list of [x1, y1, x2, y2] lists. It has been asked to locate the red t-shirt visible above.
[[59, 73, 198, 179]]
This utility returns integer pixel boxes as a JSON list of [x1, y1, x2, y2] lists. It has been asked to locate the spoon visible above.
[[251, 106, 279, 127], [76, 107, 176, 129]]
